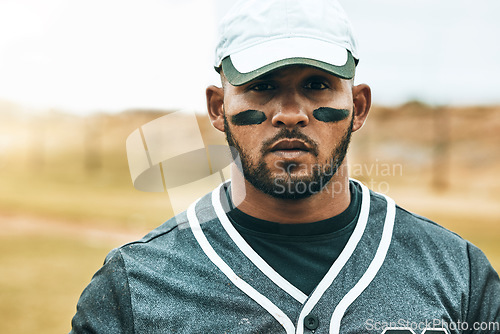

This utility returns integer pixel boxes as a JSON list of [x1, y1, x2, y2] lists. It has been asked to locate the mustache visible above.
[[261, 128, 319, 156]]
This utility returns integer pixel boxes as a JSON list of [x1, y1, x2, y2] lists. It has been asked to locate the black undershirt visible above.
[[225, 180, 362, 295]]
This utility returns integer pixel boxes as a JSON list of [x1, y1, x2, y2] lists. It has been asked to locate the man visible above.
[[70, 0, 500, 333]]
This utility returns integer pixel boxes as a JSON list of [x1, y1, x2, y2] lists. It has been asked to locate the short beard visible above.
[[224, 116, 353, 200]]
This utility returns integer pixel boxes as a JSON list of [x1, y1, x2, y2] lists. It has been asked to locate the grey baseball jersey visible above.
[[70, 179, 500, 333]]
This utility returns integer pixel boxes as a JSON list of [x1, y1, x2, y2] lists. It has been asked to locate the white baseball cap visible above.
[[214, 0, 359, 86]]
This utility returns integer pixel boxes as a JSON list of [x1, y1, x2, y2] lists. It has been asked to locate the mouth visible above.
[[268, 139, 311, 159]]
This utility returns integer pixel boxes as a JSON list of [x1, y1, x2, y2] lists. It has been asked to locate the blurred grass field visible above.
[[0, 102, 499, 333]]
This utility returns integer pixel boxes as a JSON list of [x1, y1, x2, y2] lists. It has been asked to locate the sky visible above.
[[0, 0, 499, 114]]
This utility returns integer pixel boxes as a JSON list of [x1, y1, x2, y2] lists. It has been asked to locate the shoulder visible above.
[[368, 190, 499, 277], [369, 190, 466, 247], [363, 190, 500, 324], [106, 190, 218, 265], [394, 201, 469, 252], [368, 190, 476, 283]]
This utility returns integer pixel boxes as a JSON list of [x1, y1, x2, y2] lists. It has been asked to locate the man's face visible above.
[[222, 65, 354, 199]]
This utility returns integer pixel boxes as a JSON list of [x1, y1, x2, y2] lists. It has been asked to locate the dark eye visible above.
[[250, 82, 275, 91], [304, 81, 329, 90]]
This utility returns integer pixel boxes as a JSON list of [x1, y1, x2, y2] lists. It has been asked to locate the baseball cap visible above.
[[214, 0, 359, 86]]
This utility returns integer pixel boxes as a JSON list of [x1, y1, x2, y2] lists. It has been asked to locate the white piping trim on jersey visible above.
[[212, 183, 308, 304], [295, 179, 371, 334], [381, 328, 417, 334], [329, 192, 396, 334], [187, 198, 296, 334]]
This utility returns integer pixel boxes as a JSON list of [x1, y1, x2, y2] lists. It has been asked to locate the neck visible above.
[[230, 163, 351, 224]]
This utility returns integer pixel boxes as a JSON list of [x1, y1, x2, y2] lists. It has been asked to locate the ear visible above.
[[351, 83, 371, 132], [206, 85, 225, 132]]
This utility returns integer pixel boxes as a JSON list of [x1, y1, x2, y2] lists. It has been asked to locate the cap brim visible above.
[[221, 51, 356, 86]]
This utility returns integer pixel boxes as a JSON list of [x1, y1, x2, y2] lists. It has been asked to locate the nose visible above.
[[270, 91, 310, 129]]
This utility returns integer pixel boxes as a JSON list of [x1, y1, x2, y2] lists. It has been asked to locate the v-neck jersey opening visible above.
[[224, 180, 362, 242]]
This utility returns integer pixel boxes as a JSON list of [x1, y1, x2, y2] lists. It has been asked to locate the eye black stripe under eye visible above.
[[313, 107, 349, 123], [230, 110, 267, 126]]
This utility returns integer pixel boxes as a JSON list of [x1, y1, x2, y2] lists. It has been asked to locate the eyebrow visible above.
[[249, 73, 277, 82]]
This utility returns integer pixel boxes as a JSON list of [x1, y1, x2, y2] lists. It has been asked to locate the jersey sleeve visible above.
[[70, 248, 134, 334], [464, 242, 500, 333]]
